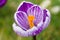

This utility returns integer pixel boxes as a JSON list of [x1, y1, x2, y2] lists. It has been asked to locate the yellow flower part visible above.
[[28, 15, 35, 28]]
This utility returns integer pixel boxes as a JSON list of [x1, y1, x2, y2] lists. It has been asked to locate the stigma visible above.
[[28, 15, 35, 28]]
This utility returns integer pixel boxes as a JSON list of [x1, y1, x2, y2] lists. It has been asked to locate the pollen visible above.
[[28, 15, 35, 28]]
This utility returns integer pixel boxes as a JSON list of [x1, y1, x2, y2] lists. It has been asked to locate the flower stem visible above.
[[33, 35, 36, 40]]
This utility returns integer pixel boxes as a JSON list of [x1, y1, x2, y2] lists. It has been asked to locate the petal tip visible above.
[[17, 1, 34, 13]]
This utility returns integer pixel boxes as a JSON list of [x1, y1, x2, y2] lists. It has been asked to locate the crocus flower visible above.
[[0, 0, 7, 7], [13, 1, 50, 37]]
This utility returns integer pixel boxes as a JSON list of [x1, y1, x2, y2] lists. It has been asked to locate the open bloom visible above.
[[13, 1, 50, 37], [0, 0, 7, 7]]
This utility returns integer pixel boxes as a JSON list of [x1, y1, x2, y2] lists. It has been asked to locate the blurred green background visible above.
[[0, 0, 60, 40]]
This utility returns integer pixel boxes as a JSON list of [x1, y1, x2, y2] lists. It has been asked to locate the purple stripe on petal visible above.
[[43, 9, 48, 22], [18, 2, 33, 13], [27, 26, 43, 36], [27, 27, 38, 36], [42, 9, 50, 29], [33, 26, 43, 35], [37, 27, 43, 33], [0, 0, 7, 7], [17, 18, 27, 31], [27, 6, 43, 26], [37, 9, 50, 30], [15, 11, 30, 30]]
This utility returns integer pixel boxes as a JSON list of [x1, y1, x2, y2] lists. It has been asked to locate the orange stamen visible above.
[[28, 15, 35, 28]]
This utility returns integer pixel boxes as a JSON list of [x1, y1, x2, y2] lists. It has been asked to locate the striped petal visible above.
[[37, 9, 50, 30], [13, 23, 28, 36], [42, 9, 50, 29], [27, 26, 43, 36], [27, 6, 43, 26], [14, 11, 30, 31]]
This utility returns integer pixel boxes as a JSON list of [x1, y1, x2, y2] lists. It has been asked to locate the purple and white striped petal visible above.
[[27, 6, 43, 26], [14, 11, 30, 31], [37, 9, 50, 30], [27, 26, 43, 36], [17, 1, 34, 13], [42, 9, 50, 29], [13, 23, 29, 36]]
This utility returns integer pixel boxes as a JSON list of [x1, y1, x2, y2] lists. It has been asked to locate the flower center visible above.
[[28, 15, 35, 28]]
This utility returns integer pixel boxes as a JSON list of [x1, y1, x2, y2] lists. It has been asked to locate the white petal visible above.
[[12, 23, 28, 37]]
